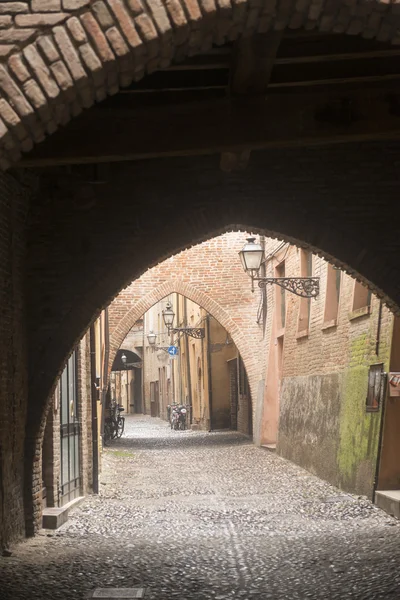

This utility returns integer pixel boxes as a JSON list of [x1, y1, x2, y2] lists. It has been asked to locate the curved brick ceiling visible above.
[[0, 0, 399, 168]]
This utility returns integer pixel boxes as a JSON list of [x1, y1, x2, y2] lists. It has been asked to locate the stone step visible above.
[[261, 443, 277, 452], [375, 490, 400, 519], [42, 496, 85, 530]]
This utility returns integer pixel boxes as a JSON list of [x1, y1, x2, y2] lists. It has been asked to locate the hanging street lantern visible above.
[[147, 331, 157, 346], [162, 301, 175, 329], [239, 237, 264, 277], [239, 236, 320, 298], [162, 300, 205, 339]]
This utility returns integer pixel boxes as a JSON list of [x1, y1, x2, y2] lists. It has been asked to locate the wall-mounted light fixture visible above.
[[162, 301, 205, 339], [146, 331, 170, 353], [121, 352, 142, 368], [239, 237, 320, 298]]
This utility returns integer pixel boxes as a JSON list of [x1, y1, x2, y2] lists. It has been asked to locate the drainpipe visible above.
[[375, 300, 383, 356], [184, 297, 193, 423], [90, 324, 99, 494], [176, 294, 183, 403], [260, 235, 267, 336], [100, 308, 110, 439], [206, 314, 213, 431], [372, 372, 388, 503]]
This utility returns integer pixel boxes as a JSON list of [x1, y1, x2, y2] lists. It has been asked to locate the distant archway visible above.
[[108, 280, 257, 404]]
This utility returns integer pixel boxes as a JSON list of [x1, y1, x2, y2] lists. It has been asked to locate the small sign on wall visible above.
[[389, 372, 400, 397], [366, 363, 385, 412]]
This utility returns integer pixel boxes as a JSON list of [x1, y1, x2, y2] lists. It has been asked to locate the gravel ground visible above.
[[2, 415, 400, 600]]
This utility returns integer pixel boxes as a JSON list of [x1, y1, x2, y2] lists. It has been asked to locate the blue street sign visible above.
[[168, 346, 178, 356]]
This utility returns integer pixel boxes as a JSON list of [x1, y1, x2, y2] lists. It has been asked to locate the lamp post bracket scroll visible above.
[[239, 237, 320, 299]]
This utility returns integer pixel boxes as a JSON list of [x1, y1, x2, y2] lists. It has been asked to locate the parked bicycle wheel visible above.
[[116, 416, 125, 438]]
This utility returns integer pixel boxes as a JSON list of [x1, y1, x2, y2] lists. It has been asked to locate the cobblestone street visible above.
[[2, 416, 400, 600]]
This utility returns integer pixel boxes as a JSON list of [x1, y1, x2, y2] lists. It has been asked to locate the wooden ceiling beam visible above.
[[20, 86, 400, 168], [222, 31, 283, 171], [230, 31, 283, 96]]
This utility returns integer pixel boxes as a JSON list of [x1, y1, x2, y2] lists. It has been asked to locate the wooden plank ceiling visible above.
[[21, 30, 400, 167]]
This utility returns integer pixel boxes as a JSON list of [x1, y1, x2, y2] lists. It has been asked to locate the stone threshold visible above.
[[261, 444, 277, 452], [42, 496, 85, 530], [375, 490, 400, 519], [87, 589, 146, 599]]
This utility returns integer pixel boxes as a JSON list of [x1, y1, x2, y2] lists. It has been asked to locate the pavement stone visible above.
[[1, 415, 400, 600]]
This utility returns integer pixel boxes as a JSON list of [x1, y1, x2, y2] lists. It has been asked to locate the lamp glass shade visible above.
[[121, 353, 127, 364], [162, 302, 175, 327], [239, 249, 247, 271], [147, 331, 157, 346], [240, 237, 263, 273]]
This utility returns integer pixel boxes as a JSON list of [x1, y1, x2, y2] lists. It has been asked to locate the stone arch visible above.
[[108, 279, 258, 402], [0, 1, 399, 166]]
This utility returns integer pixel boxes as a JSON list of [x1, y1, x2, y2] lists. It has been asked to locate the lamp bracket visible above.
[[170, 327, 205, 339], [255, 277, 320, 298], [152, 346, 170, 353]]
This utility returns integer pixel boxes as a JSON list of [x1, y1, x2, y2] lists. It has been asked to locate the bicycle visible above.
[[103, 417, 113, 446], [115, 405, 125, 438], [103, 402, 125, 444]]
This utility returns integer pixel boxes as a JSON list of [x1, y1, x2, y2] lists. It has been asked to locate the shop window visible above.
[[323, 264, 341, 327], [297, 250, 312, 336]]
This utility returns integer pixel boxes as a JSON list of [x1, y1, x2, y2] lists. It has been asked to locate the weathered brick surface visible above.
[[266, 244, 394, 497], [42, 394, 61, 507], [0, 1, 396, 162], [0, 169, 30, 551]]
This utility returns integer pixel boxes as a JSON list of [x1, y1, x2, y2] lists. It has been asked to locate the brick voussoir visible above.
[[163, 0, 190, 45], [80, 12, 116, 66], [23, 43, 61, 100]]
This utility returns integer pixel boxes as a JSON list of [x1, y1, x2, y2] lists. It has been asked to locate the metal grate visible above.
[[90, 589, 146, 598]]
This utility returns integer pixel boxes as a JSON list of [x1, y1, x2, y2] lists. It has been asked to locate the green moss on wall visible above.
[[337, 330, 390, 497], [338, 366, 378, 482]]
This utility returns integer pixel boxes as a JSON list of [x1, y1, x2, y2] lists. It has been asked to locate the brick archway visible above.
[[108, 279, 258, 402], [0, 0, 399, 166], [106, 231, 264, 402], [27, 147, 400, 425], [22, 142, 400, 540]]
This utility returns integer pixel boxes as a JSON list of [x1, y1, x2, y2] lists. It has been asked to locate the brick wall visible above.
[[41, 334, 94, 511], [0, 169, 29, 550], [229, 360, 238, 431], [42, 395, 60, 507], [237, 356, 252, 436], [273, 246, 394, 498], [0, 1, 397, 166]]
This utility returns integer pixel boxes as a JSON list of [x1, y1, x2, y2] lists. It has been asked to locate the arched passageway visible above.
[[1, 0, 400, 555], [108, 283, 255, 429], [108, 281, 258, 400], [26, 143, 400, 419]]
